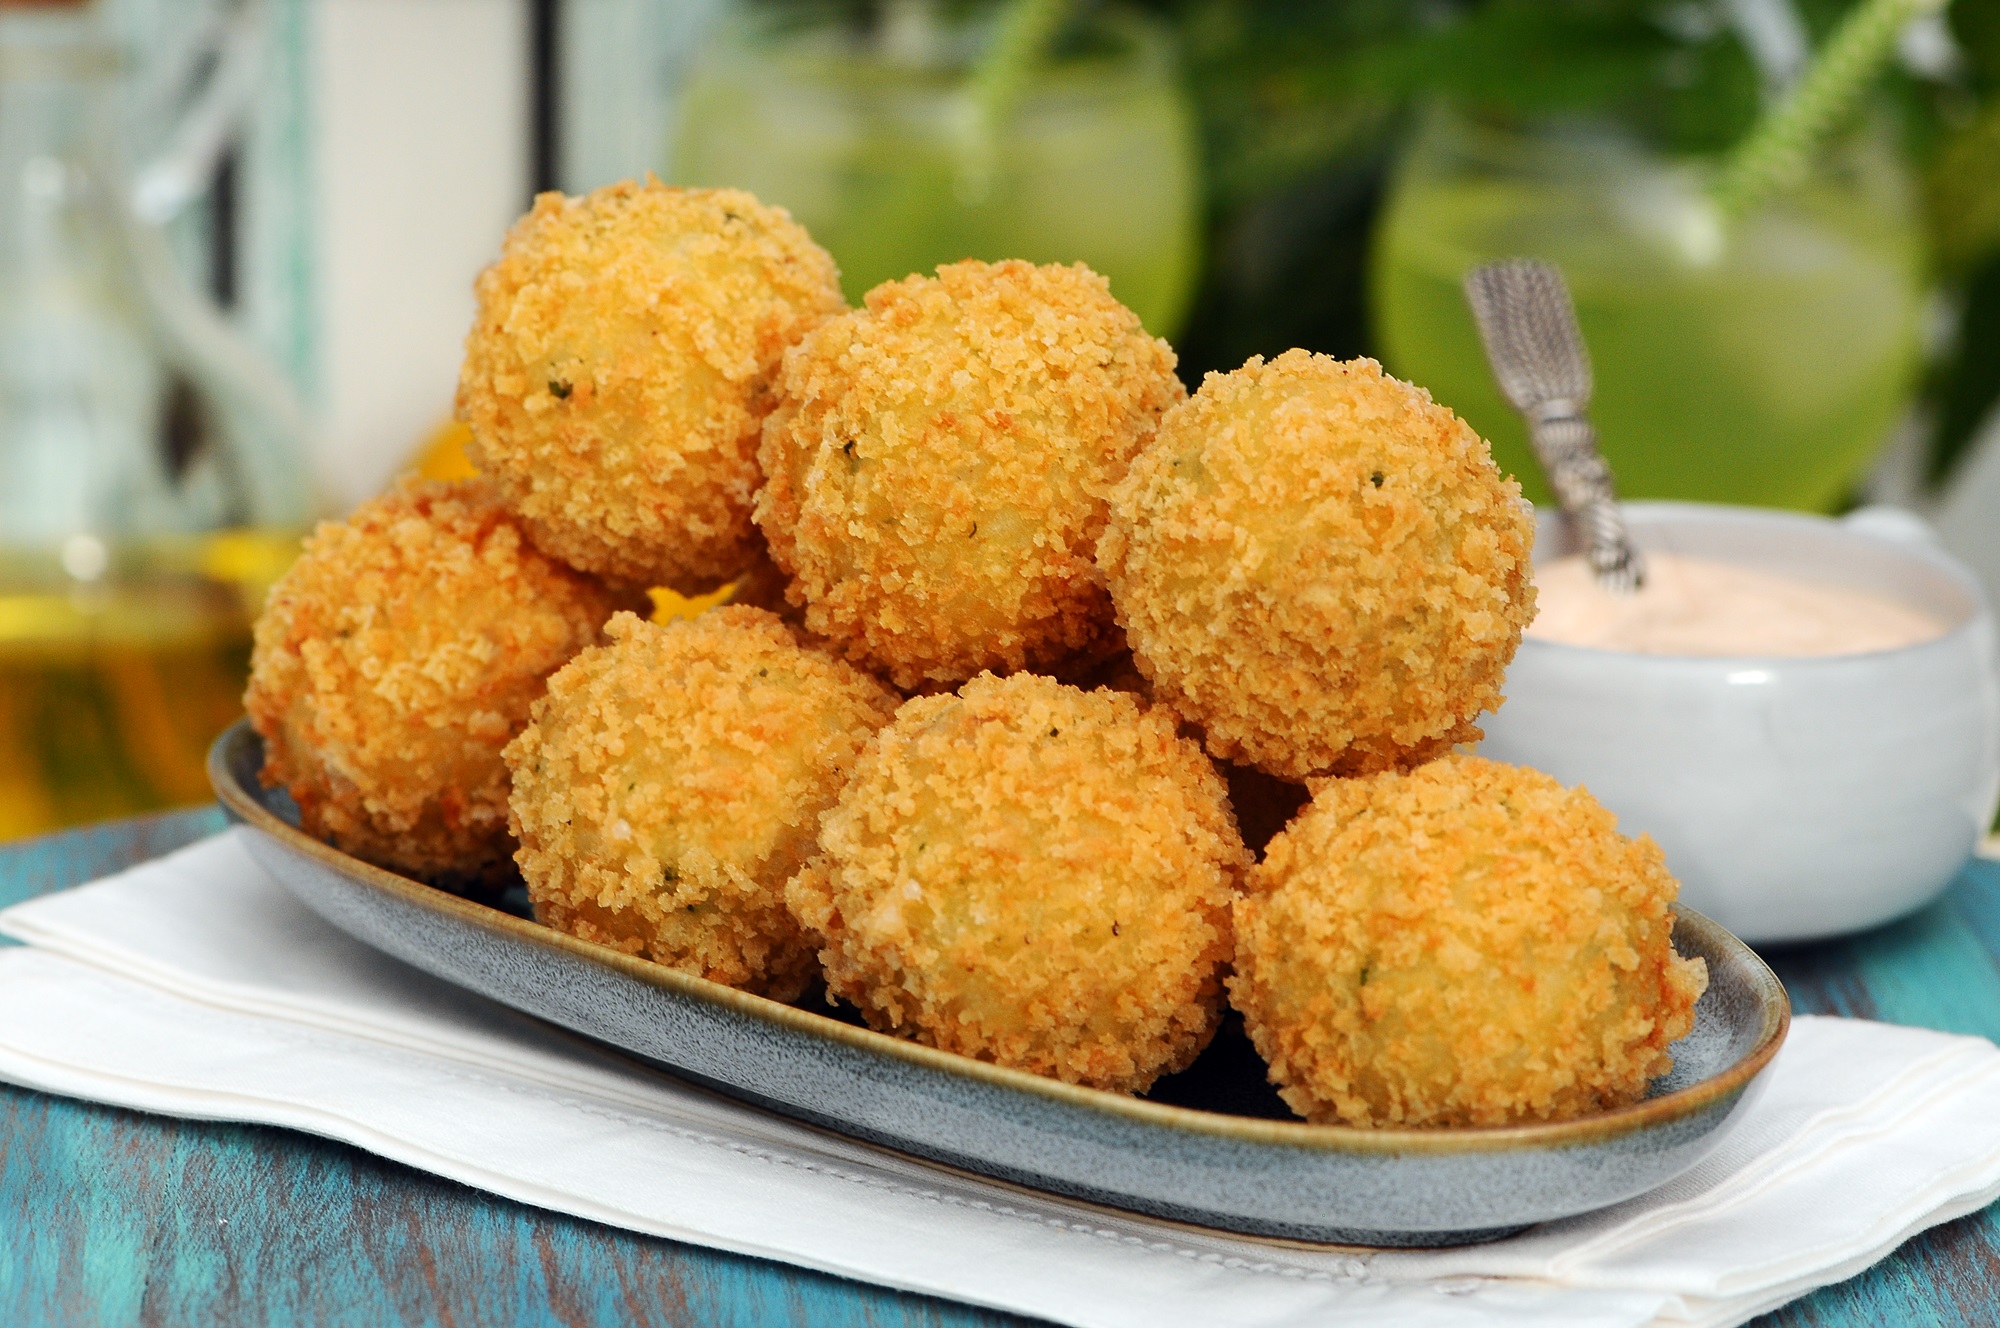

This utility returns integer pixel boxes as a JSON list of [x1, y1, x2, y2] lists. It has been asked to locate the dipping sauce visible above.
[[1528, 552, 1948, 656]]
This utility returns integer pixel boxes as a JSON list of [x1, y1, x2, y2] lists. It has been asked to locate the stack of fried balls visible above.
[[247, 179, 1706, 1129]]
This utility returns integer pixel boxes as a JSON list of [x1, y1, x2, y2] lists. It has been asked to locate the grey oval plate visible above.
[[210, 719, 1789, 1247]]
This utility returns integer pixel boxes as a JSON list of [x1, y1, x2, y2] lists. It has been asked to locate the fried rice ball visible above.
[[246, 477, 631, 883], [1230, 755, 1708, 1129], [787, 672, 1250, 1093], [1099, 351, 1537, 780], [506, 607, 898, 1000], [458, 180, 845, 593], [755, 259, 1185, 691]]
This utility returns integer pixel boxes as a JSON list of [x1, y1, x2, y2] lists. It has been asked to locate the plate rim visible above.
[[210, 717, 1791, 1157]]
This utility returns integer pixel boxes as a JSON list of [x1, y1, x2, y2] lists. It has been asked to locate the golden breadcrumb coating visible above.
[[246, 477, 630, 883], [1230, 756, 1708, 1128], [458, 180, 845, 593], [507, 608, 898, 1000], [787, 672, 1250, 1093], [756, 259, 1185, 691], [1100, 351, 1537, 780]]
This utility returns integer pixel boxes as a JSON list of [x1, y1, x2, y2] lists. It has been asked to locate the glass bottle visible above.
[[0, 0, 314, 839]]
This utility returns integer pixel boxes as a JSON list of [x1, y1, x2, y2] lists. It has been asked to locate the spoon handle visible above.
[[1463, 258, 1646, 594], [1529, 410, 1643, 593]]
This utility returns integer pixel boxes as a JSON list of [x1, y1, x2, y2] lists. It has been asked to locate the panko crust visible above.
[[506, 607, 898, 1000], [787, 672, 1250, 1094], [755, 259, 1185, 691], [245, 477, 631, 883], [1230, 756, 1708, 1128], [1100, 351, 1537, 780], [458, 180, 845, 593]]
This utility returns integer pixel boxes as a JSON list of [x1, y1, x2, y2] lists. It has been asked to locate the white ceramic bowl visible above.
[[1479, 501, 2000, 945]]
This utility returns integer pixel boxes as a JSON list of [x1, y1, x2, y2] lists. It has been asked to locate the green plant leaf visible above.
[[1930, 255, 2000, 486], [1930, 99, 2000, 274]]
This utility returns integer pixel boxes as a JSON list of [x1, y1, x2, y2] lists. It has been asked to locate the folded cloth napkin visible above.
[[4, 832, 2000, 1328]]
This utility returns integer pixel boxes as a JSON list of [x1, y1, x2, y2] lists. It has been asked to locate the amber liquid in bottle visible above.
[[0, 8, 314, 840], [0, 533, 295, 841]]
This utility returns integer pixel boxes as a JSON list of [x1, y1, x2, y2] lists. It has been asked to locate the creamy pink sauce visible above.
[[1527, 552, 1948, 657]]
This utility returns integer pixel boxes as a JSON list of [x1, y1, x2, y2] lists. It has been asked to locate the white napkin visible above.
[[4, 832, 1998, 1328]]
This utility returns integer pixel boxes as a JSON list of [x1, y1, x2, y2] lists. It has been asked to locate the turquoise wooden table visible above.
[[4, 809, 2000, 1326]]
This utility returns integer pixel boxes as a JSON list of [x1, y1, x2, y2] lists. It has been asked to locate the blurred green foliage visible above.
[[1921, 0, 2000, 482], [752, 0, 2000, 486], [1153, 0, 2000, 489]]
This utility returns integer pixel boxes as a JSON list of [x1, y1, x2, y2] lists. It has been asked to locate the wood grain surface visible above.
[[2, 810, 1997, 1327]]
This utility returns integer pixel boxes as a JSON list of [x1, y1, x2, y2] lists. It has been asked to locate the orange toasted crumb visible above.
[[1230, 755, 1708, 1128], [1100, 351, 1536, 780], [787, 672, 1250, 1093], [246, 477, 631, 883], [458, 180, 845, 593], [507, 608, 897, 1000], [756, 259, 1184, 690]]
